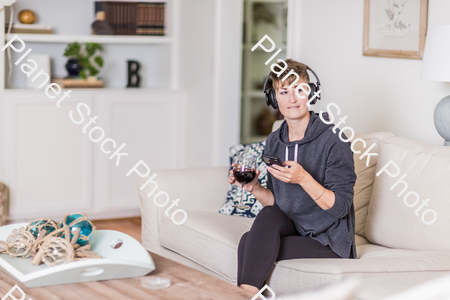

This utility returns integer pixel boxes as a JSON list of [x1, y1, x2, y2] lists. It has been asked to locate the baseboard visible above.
[[7, 209, 142, 223]]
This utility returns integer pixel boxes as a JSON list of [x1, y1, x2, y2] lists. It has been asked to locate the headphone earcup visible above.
[[308, 83, 318, 105], [265, 90, 271, 107], [269, 88, 278, 109]]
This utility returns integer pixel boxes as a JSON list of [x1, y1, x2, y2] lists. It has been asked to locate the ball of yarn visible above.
[[63, 213, 95, 246], [6, 229, 34, 258], [26, 218, 58, 239], [41, 237, 74, 267]]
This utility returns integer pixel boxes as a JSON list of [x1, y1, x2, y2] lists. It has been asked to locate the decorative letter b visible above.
[[127, 60, 141, 88]]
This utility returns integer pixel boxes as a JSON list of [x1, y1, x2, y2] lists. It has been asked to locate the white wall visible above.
[[212, 0, 243, 166], [177, 0, 215, 168], [178, 0, 242, 168], [290, 0, 450, 146]]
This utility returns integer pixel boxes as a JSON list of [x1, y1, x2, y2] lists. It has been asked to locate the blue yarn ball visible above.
[[27, 219, 57, 239], [63, 214, 94, 246]]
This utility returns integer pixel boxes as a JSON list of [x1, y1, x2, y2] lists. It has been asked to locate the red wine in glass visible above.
[[234, 168, 256, 184], [232, 156, 256, 210]]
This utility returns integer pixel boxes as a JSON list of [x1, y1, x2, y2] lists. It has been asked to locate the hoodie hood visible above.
[[277, 111, 332, 162]]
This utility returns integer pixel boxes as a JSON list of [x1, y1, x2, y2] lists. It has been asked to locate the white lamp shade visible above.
[[421, 24, 450, 82]]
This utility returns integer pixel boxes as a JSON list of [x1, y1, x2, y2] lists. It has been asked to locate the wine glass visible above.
[[232, 156, 257, 210]]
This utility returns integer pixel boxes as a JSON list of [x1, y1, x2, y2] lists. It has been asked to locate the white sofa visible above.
[[137, 132, 450, 300]]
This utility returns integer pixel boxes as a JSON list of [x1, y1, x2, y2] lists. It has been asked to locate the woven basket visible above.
[[0, 183, 9, 226]]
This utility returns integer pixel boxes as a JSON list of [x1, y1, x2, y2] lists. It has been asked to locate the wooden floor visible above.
[[93, 217, 142, 242], [0, 251, 254, 300]]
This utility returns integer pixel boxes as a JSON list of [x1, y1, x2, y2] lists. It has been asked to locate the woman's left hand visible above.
[[267, 161, 306, 185]]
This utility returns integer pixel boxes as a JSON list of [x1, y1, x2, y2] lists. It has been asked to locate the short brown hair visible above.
[[269, 59, 310, 91]]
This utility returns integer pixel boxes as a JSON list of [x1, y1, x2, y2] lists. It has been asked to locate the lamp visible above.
[[421, 24, 450, 146]]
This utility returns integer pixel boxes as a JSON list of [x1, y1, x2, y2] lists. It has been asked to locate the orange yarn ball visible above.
[[18, 10, 36, 24]]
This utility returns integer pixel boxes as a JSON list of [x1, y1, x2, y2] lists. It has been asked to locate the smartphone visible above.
[[262, 155, 285, 167]]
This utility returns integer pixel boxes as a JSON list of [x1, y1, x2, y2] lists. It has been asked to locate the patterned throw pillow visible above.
[[219, 141, 267, 218]]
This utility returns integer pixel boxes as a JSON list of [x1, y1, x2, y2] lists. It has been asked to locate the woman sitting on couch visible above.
[[230, 59, 357, 295]]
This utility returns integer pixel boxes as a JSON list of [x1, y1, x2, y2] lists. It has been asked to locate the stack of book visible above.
[[136, 3, 165, 36], [95, 1, 165, 36], [4, 24, 53, 34]]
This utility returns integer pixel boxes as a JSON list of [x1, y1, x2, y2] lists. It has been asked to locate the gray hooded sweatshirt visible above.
[[264, 110, 357, 259]]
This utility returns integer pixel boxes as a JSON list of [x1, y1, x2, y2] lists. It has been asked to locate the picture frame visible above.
[[363, 0, 428, 59]]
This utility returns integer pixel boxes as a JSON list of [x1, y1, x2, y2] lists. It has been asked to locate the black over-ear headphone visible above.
[[263, 65, 321, 109]]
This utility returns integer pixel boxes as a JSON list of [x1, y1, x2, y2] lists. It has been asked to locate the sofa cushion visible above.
[[158, 211, 369, 283], [352, 132, 394, 237], [268, 242, 450, 294], [282, 277, 360, 300], [365, 137, 450, 251], [356, 272, 450, 300], [159, 211, 254, 282], [159, 209, 450, 293], [219, 141, 266, 217]]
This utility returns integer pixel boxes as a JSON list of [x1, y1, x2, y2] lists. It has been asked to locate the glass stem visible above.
[[240, 185, 245, 206]]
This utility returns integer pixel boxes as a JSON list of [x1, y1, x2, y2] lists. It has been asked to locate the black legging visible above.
[[237, 205, 342, 289]]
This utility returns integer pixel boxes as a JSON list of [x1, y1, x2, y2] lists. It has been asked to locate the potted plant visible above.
[[63, 42, 104, 79]]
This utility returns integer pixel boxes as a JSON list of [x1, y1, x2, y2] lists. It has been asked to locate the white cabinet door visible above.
[[4, 90, 186, 221], [94, 91, 186, 213], [5, 91, 94, 220]]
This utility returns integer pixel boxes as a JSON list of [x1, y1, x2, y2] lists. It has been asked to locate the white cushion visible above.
[[365, 137, 450, 251], [158, 211, 254, 282], [157, 204, 450, 297], [357, 273, 450, 300], [281, 278, 360, 300], [352, 132, 395, 237], [267, 242, 450, 294], [383, 274, 450, 300], [159, 211, 369, 283], [281, 273, 450, 300]]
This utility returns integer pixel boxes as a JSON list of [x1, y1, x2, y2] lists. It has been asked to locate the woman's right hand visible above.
[[229, 163, 261, 193]]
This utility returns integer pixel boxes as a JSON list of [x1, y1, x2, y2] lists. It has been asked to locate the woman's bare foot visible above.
[[240, 284, 260, 295]]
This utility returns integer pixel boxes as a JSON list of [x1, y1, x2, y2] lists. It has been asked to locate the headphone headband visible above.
[[305, 66, 321, 88]]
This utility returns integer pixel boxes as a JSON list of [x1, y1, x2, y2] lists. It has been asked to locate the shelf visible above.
[[5, 34, 172, 45]]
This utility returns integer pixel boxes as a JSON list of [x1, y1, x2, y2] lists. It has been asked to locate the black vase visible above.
[[65, 58, 82, 77]]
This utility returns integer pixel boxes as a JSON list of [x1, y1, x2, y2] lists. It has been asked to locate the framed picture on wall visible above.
[[363, 0, 428, 59]]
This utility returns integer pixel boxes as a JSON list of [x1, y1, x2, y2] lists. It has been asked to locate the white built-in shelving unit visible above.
[[3, 0, 179, 90], [0, 0, 187, 222]]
